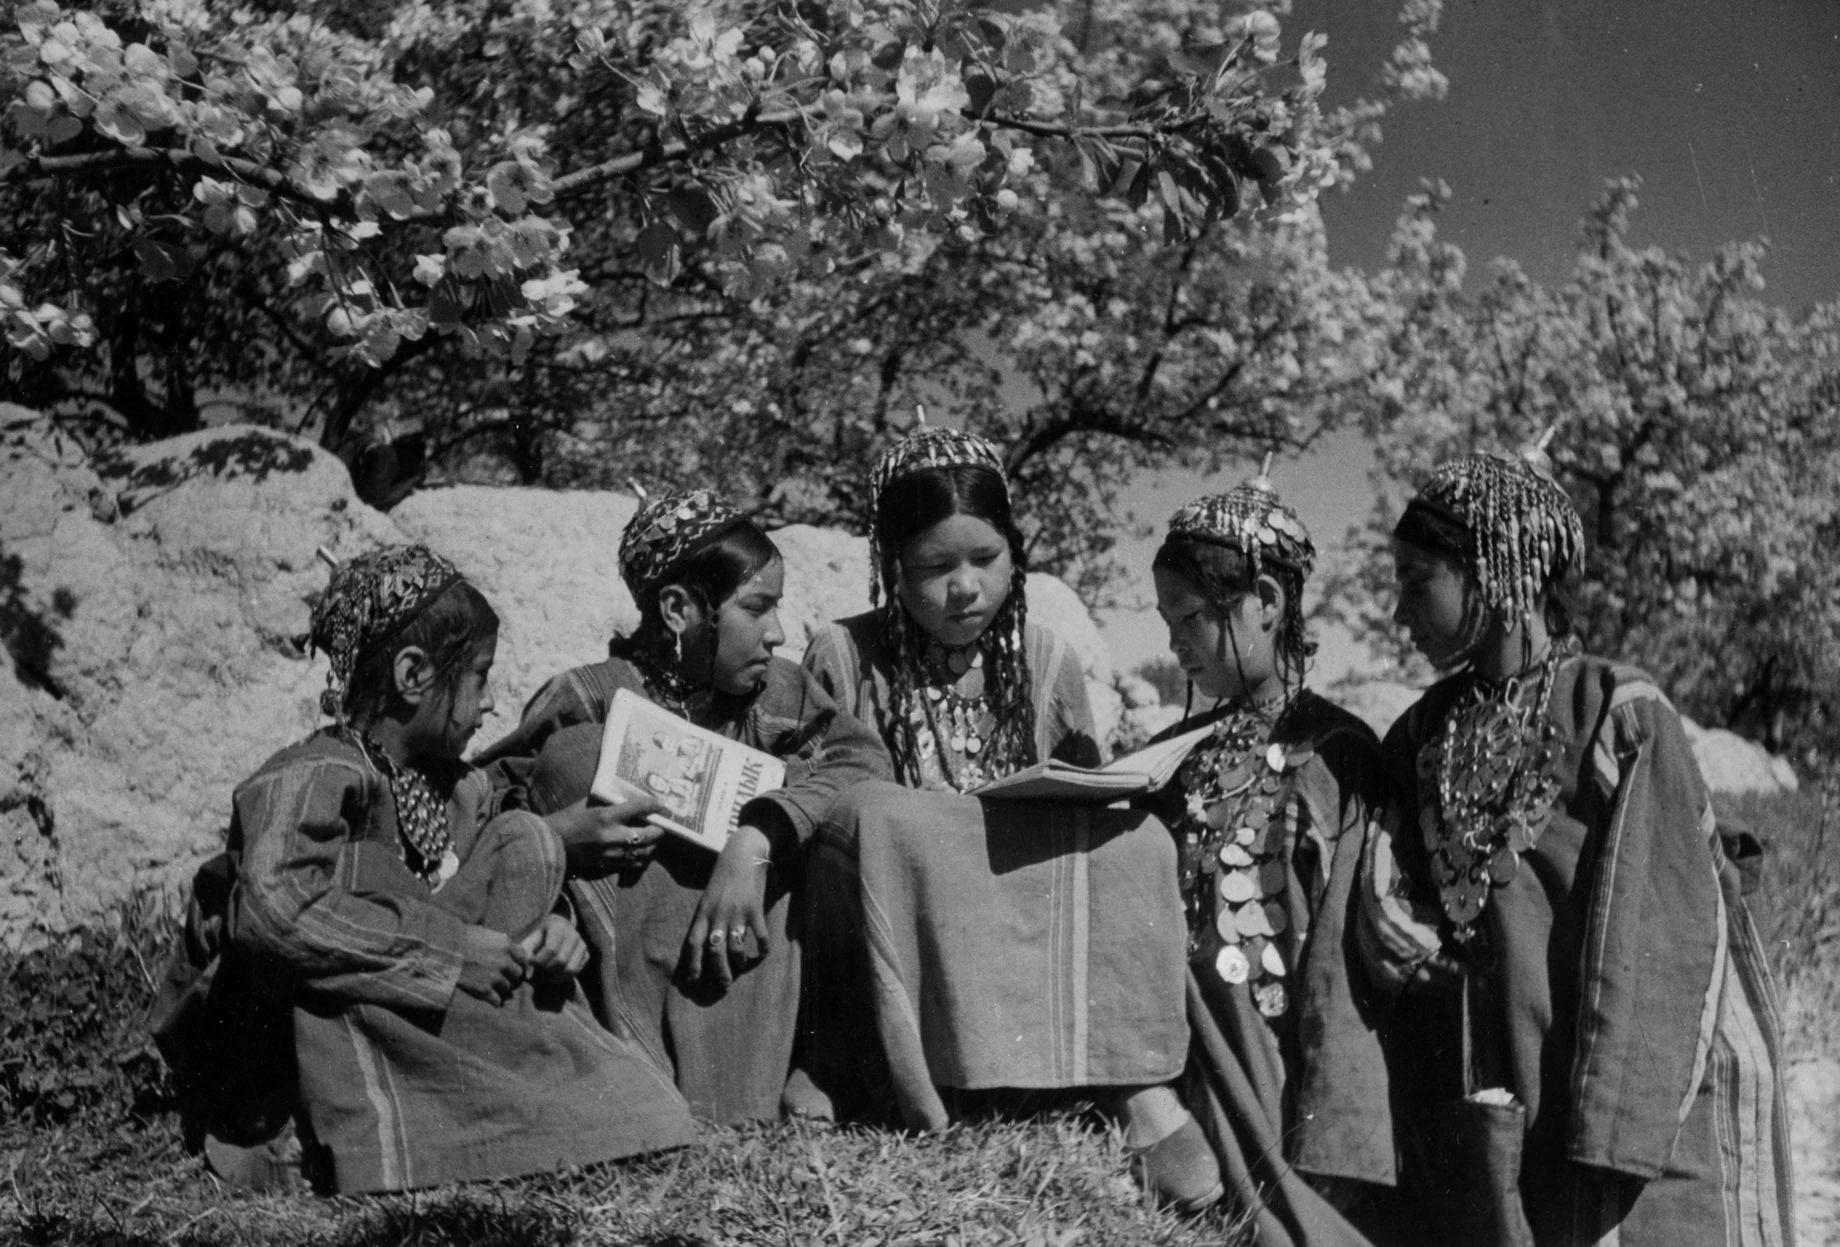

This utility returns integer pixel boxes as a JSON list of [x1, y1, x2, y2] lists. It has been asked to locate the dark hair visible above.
[[1152, 536, 1315, 707], [1392, 499, 1574, 640], [610, 519, 781, 687], [345, 580, 499, 725], [874, 464, 1035, 786]]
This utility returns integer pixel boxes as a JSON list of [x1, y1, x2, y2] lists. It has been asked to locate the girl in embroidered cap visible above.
[[1127, 468, 1396, 1242], [1358, 445, 1792, 1246], [797, 425, 1191, 1188], [220, 545, 695, 1194], [475, 490, 892, 1125]]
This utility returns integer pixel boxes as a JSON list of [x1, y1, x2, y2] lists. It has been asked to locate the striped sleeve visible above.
[[1568, 671, 1726, 1177], [231, 755, 469, 1012]]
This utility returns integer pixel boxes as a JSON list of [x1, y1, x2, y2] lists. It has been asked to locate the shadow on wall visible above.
[[0, 544, 71, 699], [90, 429, 317, 517]]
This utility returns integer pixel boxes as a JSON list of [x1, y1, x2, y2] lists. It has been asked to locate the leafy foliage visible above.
[[0, 891, 172, 1125], [1339, 177, 1840, 759]]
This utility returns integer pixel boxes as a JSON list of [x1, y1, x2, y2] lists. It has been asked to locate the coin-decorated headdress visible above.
[[618, 488, 747, 601], [1395, 438, 1584, 627], [868, 423, 1008, 603], [309, 544, 466, 720], [1165, 460, 1316, 583]]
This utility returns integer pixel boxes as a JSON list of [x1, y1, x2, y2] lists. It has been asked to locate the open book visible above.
[[969, 720, 1216, 802], [590, 688, 786, 852]]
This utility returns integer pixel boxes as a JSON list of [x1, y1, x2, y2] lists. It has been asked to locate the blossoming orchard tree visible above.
[[1, 0, 1442, 584], [1338, 178, 1840, 757]]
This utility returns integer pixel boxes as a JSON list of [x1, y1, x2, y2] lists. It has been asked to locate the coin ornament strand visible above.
[[1174, 695, 1311, 1019], [1419, 651, 1564, 942], [361, 735, 460, 889], [910, 648, 993, 791]]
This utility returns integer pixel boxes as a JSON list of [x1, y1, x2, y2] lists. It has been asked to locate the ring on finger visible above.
[[726, 927, 747, 944], [707, 930, 727, 948]]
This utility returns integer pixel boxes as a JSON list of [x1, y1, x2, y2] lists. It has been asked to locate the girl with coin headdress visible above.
[[475, 490, 891, 1125], [797, 426, 1194, 1199], [219, 545, 696, 1193], [1360, 444, 1793, 1246], [1130, 468, 1396, 1243]]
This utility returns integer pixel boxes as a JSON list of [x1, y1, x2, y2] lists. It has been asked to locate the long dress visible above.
[[801, 613, 1189, 1129], [1137, 691, 1396, 1247], [1360, 653, 1794, 1247], [229, 732, 697, 1194], [479, 655, 893, 1124]]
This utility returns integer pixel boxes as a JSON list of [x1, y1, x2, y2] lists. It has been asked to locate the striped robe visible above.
[[478, 656, 894, 1124], [230, 732, 697, 1193], [1359, 655, 1794, 1246], [800, 615, 1188, 1129]]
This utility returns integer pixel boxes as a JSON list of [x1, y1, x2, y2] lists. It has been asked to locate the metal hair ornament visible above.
[[618, 487, 745, 600], [1413, 428, 1584, 627], [1166, 454, 1316, 581], [867, 408, 1008, 604]]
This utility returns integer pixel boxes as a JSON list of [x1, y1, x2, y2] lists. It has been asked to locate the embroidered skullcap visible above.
[[1399, 445, 1584, 626], [309, 544, 465, 719], [1166, 467, 1315, 581], [619, 488, 746, 600]]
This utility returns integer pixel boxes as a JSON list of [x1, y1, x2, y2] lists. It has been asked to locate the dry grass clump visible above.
[[1, 901, 1249, 1246]]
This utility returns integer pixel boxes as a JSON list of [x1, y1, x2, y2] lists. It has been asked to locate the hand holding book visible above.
[[545, 795, 667, 876]]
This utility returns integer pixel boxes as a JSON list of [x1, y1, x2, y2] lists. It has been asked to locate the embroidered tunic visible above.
[[1360, 655, 1794, 1247], [478, 655, 892, 1124], [229, 732, 696, 1193], [1139, 691, 1395, 1247], [800, 614, 1188, 1128]]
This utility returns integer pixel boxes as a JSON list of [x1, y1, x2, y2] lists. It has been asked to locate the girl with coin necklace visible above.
[[798, 427, 1195, 1212], [215, 546, 696, 1192], [1137, 471, 1397, 1245], [1361, 444, 1792, 1247]]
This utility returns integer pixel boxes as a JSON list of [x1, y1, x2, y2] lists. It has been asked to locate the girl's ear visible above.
[[655, 584, 703, 639], [1254, 573, 1286, 632], [392, 645, 433, 704]]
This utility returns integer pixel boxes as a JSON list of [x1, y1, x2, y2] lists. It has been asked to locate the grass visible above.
[[3, 1104, 1252, 1246], [6, 771, 1831, 1246], [0, 899, 1250, 1247], [1714, 764, 1840, 1056]]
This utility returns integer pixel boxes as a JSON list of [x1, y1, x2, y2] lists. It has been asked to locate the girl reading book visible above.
[[223, 545, 696, 1193], [1358, 445, 1792, 1246], [476, 490, 892, 1124], [799, 426, 1199, 1204], [1134, 475, 1396, 1243]]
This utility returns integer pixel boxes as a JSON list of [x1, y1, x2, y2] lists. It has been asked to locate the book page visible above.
[[590, 689, 787, 852], [970, 721, 1216, 801]]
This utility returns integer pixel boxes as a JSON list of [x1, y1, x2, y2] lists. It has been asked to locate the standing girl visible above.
[[1361, 446, 1793, 1246], [227, 545, 696, 1194], [801, 427, 1198, 1206], [1137, 474, 1395, 1244], [476, 489, 891, 1124]]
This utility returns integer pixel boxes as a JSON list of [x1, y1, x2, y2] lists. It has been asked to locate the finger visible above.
[[684, 917, 709, 979], [748, 903, 771, 958], [563, 936, 589, 976]]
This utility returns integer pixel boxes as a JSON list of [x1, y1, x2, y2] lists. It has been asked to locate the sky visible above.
[[1097, 0, 1840, 680]]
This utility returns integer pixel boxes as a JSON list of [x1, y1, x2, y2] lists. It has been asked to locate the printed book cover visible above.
[[590, 688, 786, 852]]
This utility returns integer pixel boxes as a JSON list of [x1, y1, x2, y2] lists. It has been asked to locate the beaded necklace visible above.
[[359, 734, 459, 889], [909, 648, 993, 791], [1418, 649, 1565, 941], [1173, 691, 1309, 1019]]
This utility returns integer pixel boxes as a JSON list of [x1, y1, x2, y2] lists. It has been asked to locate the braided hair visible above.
[[873, 464, 1036, 787]]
